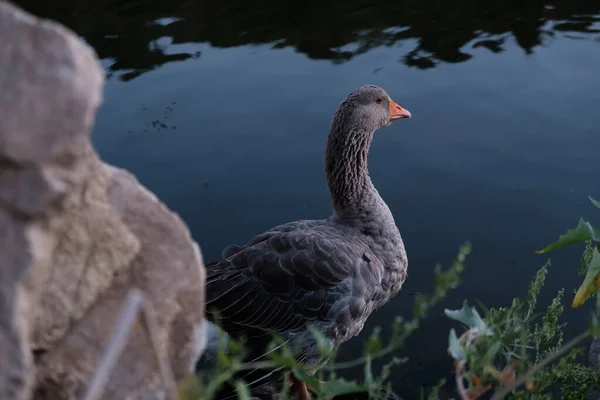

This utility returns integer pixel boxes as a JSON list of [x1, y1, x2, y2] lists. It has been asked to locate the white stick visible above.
[[81, 288, 179, 400]]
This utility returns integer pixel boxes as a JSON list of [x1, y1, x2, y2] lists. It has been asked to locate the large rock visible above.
[[0, 1, 206, 398]]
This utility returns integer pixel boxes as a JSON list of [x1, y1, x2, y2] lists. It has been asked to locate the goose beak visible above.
[[389, 99, 411, 121]]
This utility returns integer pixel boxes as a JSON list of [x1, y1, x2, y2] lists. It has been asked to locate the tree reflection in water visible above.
[[12, 0, 600, 80]]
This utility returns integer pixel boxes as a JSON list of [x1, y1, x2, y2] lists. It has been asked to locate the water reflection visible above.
[[13, 0, 600, 80]]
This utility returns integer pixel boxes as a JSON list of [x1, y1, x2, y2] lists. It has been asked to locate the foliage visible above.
[[442, 194, 600, 400], [537, 196, 600, 307], [445, 261, 600, 399], [556, 362, 600, 400], [180, 195, 600, 400]]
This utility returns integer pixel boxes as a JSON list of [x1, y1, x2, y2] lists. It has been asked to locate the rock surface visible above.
[[0, 1, 206, 398]]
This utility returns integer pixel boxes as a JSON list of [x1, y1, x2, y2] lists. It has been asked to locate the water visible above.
[[14, 0, 600, 396]]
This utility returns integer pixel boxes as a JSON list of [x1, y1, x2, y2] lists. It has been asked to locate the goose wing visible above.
[[205, 222, 382, 340]]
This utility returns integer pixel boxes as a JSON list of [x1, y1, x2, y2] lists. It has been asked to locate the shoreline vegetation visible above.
[[186, 196, 600, 399]]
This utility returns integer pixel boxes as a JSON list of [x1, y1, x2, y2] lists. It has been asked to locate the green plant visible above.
[[446, 261, 600, 399], [537, 196, 600, 308], [444, 194, 600, 400]]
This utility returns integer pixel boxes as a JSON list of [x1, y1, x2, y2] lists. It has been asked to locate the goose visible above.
[[204, 85, 411, 399]]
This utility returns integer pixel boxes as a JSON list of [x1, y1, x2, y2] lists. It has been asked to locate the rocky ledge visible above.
[[0, 1, 206, 398]]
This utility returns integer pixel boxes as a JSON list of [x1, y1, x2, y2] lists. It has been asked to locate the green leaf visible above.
[[320, 378, 367, 397], [308, 325, 332, 357], [234, 381, 252, 400], [365, 326, 383, 354], [537, 218, 599, 254], [426, 378, 447, 400], [527, 261, 550, 316], [444, 300, 487, 330], [379, 357, 404, 384], [573, 248, 600, 308], [448, 328, 466, 360], [590, 196, 600, 210], [483, 339, 503, 363]]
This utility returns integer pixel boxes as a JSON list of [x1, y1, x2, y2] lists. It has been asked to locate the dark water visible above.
[[14, 0, 600, 396]]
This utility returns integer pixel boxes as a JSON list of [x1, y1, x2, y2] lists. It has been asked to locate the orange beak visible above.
[[389, 99, 411, 121]]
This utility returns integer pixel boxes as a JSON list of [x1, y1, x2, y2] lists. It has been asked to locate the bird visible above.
[[203, 85, 411, 399]]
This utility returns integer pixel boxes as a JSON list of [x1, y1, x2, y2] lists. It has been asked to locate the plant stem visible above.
[[329, 347, 395, 370], [455, 361, 470, 400]]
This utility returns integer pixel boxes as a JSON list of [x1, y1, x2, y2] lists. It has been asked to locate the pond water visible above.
[[14, 0, 600, 397]]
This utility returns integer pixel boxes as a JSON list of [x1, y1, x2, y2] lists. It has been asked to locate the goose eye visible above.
[[376, 98, 383, 104]]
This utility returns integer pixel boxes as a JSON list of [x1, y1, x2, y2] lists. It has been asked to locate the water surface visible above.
[[14, 0, 600, 396]]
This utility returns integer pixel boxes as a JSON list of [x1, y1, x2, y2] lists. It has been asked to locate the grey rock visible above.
[[0, 1, 206, 398]]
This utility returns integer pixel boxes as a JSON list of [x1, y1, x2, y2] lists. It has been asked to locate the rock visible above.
[[0, 1, 206, 399]]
